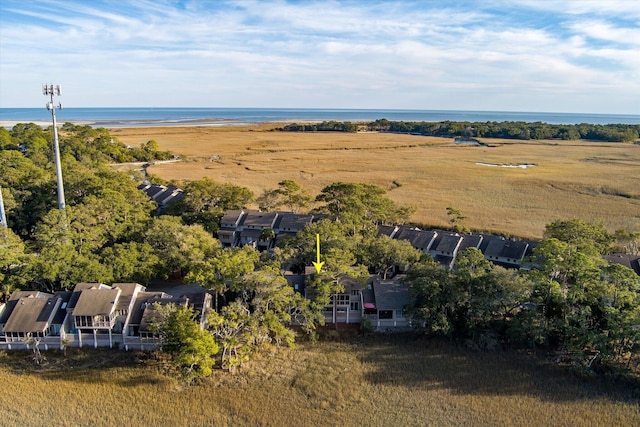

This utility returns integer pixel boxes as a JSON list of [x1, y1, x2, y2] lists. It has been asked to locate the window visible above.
[[395, 309, 405, 319], [331, 294, 350, 305], [378, 310, 393, 319], [351, 289, 359, 296], [350, 302, 359, 311]]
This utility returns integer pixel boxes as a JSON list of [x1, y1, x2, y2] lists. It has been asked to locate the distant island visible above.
[[276, 119, 640, 143]]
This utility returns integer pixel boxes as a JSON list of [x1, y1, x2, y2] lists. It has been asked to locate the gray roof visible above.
[[242, 210, 278, 229], [274, 213, 314, 232], [51, 291, 72, 325], [482, 236, 506, 258], [396, 227, 437, 251], [112, 283, 143, 312], [433, 232, 463, 254], [501, 241, 529, 260], [68, 283, 110, 311], [220, 210, 246, 228], [483, 237, 528, 261], [458, 234, 483, 252], [128, 292, 172, 326], [372, 278, 411, 310], [3, 296, 60, 334], [145, 184, 167, 199], [8, 290, 51, 301], [72, 288, 120, 316], [0, 291, 52, 325], [155, 186, 184, 205], [604, 254, 640, 276], [377, 225, 399, 238]]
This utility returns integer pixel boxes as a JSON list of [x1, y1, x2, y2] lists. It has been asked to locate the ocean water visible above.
[[1, 107, 639, 127]]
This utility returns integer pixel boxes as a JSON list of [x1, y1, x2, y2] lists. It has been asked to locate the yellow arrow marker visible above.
[[312, 233, 324, 274]]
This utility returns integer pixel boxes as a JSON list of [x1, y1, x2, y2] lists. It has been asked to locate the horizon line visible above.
[[1, 106, 639, 117]]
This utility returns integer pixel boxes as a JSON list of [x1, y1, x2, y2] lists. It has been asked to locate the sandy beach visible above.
[[0, 118, 258, 129]]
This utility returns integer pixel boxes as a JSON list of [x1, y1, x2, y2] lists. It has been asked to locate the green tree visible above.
[[170, 177, 253, 214], [361, 235, 421, 279], [407, 258, 458, 336], [144, 216, 220, 278], [207, 301, 252, 372], [467, 266, 534, 328], [151, 304, 219, 381], [100, 242, 160, 284], [454, 247, 492, 279], [256, 188, 281, 212], [28, 242, 113, 291], [0, 127, 14, 150], [0, 227, 26, 295], [186, 245, 259, 309], [544, 218, 612, 255], [315, 182, 412, 234], [166, 177, 253, 231], [276, 179, 312, 213], [446, 207, 468, 233]]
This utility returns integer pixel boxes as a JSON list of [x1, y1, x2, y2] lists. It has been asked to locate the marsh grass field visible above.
[[112, 125, 640, 238], [1, 335, 638, 427]]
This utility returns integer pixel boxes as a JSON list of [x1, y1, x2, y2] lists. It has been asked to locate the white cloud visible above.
[[568, 20, 640, 46], [0, 0, 638, 113]]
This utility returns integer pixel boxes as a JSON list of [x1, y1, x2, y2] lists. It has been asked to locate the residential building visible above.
[[363, 276, 412, 331], [395, 227, 438, 253], [0, 282, 211, 351]]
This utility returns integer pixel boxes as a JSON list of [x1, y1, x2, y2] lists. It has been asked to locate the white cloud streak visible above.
[[0, 0, 638, 113]]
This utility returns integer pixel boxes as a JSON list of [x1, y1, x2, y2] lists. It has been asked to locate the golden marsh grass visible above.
[[113, 125, 640, 238], [0, 336, 638, 426]]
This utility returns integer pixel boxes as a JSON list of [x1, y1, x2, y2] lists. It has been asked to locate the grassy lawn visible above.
[[1, 335, 638, 426], [113, 125, 640, 239]]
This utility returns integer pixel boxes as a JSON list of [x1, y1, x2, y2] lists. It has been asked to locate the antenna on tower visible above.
[[42, 83, 66, 210]]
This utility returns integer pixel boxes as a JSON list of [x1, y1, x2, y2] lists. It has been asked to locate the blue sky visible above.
[[1, 0, 638, 113]]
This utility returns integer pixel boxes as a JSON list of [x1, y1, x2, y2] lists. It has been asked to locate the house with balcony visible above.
[[218, 209, 246, 247], [320, 276, 364, 325], [0, 291, 52, 335], [363, 276, 412, 331], [0, 290, 72, 350], [72, 285, 121, 348], [112, 283, 145, 335], [2, 294, 62, 344], [0, 281, 213, 351], [238, 210, 279, 250]]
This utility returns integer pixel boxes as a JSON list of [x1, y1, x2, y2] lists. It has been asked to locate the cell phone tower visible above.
[[0, 185, 7, 228], [43, 83, 66, 210]]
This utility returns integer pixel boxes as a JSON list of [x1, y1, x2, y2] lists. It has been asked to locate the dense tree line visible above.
[[407, 219, 640, 375], [275, 120, 359, 133], [369, 119, 640, 142], [277, 118, 640, 142]]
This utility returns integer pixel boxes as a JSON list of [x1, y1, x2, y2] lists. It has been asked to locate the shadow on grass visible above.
[[0, 347, 171, 387], [356, 333, 640, 405]]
